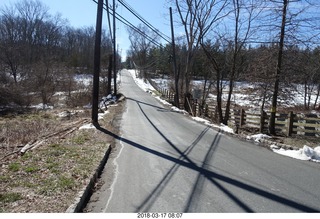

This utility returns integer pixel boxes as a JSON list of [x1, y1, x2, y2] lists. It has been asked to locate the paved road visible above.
[[85, 69, 320, 213]]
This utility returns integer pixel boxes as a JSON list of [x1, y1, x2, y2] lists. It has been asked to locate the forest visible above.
[[0, 0, 113, 109]]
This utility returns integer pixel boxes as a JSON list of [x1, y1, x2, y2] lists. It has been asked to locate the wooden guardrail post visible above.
[[193, 99, 197, 117], [287, 111, 294, 136], [260, 110, 266, 133], [240, 109, 245, 127]]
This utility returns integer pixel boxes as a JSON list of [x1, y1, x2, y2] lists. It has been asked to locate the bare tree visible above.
[[246, 45, 278, 112], [199, 0, 264, 124], [172, 0, 229, 112], [265, 0, 320, 134], [222, 0, 265, 124], [0, 6, 26, 83], [127, 23, 159, 79]]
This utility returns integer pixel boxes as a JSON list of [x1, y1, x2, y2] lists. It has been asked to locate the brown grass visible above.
[[0, 102, 124, 212]]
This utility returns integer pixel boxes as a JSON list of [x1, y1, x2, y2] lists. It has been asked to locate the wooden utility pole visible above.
[[113, 0, 117, 96], [92, 0, 103, 125], [269, 0, 288, 135], [170, 7, 179, 108], [107, 54, 113, 95]]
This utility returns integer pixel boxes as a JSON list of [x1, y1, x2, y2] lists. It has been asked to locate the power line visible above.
[[105, 0, 113, 42], [117, 0, 171, 44], [92, 0, 165, 47]]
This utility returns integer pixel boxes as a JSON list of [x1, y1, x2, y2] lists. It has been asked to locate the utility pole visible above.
[[113, 0, 117, 96], [170, 7, 179, 108], [107, 54, 113, 95], [92, 0, 103, 125], [269, 0, 288, 135]]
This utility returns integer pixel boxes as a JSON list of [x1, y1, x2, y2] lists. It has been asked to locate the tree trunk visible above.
[[269, 0, 288, 135], [107, 54, 113, 95], [313, 84, 320, 109]]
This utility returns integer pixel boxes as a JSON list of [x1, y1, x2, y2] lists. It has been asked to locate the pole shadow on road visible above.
[[93, 103, 319, 213]]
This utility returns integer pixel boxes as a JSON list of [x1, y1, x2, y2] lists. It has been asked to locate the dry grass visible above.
[[0, 102, 124, 213]]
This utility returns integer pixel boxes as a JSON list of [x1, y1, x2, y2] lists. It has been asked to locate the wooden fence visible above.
[[150, 80, 320, 137]]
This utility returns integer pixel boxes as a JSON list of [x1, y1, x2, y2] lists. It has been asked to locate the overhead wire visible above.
[[105, 0, 113, 42], [117, 0, 171, 44], [91, 0, 165, 47]]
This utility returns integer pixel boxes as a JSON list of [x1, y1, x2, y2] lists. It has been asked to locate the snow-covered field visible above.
[[128, 69, 320, 163], [151, 78, 320, 109]]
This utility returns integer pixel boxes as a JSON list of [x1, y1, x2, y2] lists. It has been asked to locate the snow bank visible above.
[[128, 69, 156, 93], [271, 145, 320, 163], [192, 117, 234, 134], [219, 124, 235, 134], [154, 96, 171, 105], [192, 117, 212, 126]]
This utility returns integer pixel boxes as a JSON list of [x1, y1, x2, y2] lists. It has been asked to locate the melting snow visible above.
[[246, 134, 272, 142], [271, 145, 320, 163], [79, 123, 96, 130]]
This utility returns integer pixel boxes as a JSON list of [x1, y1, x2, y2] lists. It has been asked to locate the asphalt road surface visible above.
[[85, 69, 320, 213]]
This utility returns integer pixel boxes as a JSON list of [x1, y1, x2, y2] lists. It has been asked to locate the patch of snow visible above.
[[83, 103, 92, 109], [53, 91, 67, 96], [57, 111, 72, 118], [219, 124, 235, 134], [74, 74, 93, 87], [127, 69, 156, 93], [271, 145, 320, 163], [98, 111, 109, 120], [192, 117, 212, 125], [246, 134, 272, 143], [171, 106, 188, 115], [192, 117, 234, 134], [31, 103, 54, 110], [79, 123, 96, 130]]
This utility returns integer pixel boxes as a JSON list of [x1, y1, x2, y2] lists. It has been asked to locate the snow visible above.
[[154, 96, 171, 105], [246, 134, 272, 143], [271, 145, 320, 163], [246, 134, 320, 162], [192, 117, 235, 134], [98, 111, 109, 120], [127, 69, 320, 164], [79, 123, 96, 130], [31, 103, 54, 110], [171, 106, 188, 115], [127, 69, 156, 93], [152, 77, 320, 109]]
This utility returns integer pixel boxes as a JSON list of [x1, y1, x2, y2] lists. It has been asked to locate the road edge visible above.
[[65, 144, 112, 213]]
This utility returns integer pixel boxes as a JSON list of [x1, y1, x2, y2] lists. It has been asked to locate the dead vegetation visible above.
[[0, 101, 124, 213]]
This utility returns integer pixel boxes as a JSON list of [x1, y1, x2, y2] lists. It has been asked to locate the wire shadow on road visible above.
[[135, 102, 254, 212], [94, 120, 319, 213], [135, 125, 212, 212], [126, 97, 171, 112]]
